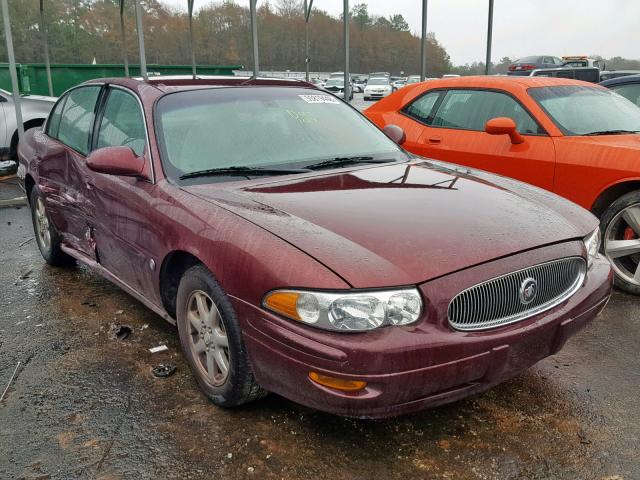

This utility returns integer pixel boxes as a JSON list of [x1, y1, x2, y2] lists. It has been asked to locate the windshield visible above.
[[156, 87, 402, 181], [529, 85, 640, 135], [368, 78, 389, 86], [325, 78, 344, 87]]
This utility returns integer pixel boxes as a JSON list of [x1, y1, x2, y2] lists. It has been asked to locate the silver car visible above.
[[0, 89, 56, 161]]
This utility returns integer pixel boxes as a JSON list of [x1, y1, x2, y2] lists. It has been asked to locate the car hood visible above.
[[559, 134, 640, 150], [183, 160, 597, 288]]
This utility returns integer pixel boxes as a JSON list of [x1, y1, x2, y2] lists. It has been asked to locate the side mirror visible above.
[[383, 124, 406, 146], [485, 117, 524, 144], [86, 146, 146, 177]]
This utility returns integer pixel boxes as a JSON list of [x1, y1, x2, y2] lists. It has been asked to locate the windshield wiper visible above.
[[583, 129, 640, 136], [305, 156, 394, 170], [179, 166, 311, 180]]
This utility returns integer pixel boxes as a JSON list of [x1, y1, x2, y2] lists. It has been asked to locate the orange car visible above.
[[365, 76, 640, 294]]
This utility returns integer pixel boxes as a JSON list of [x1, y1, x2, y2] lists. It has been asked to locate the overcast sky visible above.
[[162, 0, 639, 65]]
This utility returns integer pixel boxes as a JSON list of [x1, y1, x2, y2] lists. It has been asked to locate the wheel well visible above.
[[24, 174, 35, 204], [159, 251, 203, 318], [591, 181, 640, 217], [10, 118, 46, 159]]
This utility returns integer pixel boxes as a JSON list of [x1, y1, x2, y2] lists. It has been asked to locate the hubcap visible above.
[[604, 203, 640, 286], [186, 290, 230, 386], [34, 197, 51, 250]]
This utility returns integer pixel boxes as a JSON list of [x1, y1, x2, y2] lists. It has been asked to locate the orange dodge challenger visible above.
[[365, 76, 640, 294]]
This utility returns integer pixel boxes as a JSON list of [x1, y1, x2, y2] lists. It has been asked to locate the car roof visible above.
[[412, 75, 601, 90], [83, 75, 318, 102], [600, 74, 640, 87]]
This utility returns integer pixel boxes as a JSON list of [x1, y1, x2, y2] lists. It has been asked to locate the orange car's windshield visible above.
[[529, 85, 640, 136]]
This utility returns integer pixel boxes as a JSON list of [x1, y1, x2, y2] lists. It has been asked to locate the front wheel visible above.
[[600, 189, 640, 294], [176, 265, 266, 407]]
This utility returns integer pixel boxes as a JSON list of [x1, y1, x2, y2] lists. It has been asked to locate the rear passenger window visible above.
[[431, 89, 544, 135], [96, 88, 146, 157], [46, 97, 66, 138], [402, 91, 440, 124], [57, 86, 101, 155]]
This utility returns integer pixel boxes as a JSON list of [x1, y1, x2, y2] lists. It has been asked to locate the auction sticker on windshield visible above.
[[299, 94, 340, 104]]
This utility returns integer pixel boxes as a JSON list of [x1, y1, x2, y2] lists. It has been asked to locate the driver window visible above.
[[96, 88, 146, 157]]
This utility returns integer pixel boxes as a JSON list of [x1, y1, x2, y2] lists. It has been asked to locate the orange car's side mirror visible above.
[[485, 117, 524, 145]]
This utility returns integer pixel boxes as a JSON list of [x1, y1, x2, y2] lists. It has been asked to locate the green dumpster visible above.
[[0, 63, 242, 96]]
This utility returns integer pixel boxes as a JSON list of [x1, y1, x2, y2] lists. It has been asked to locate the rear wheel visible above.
[[600, 190, 640, 295], [29, 187, 75, 266], [176, 265, 266, 407]]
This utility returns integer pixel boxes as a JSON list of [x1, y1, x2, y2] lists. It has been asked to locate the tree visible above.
[[389, 14, 409, 32], [351, 3, 371, 29]]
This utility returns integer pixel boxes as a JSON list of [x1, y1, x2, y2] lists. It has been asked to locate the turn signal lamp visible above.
[[309, 372, 367, 392]]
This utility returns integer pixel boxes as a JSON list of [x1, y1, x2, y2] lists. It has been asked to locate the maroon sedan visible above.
[[18, 77, 612, 418]]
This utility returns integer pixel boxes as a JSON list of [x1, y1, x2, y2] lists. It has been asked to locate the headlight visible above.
[[584, 227, 601, 269], [263, 288, 423, 332]]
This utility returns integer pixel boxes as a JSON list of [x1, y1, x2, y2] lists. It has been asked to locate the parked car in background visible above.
[[311, 78, 326, 89], [601, 74, 640, 106], [599, 70, 640, 82], [18, 76, 612, 418], [363, 77, 393, 101], [531, 66, 600, 83], [406, 75, 422, 85], [562, 56, 605, 70], [352, 76, 367, 93], [392, 79, 407, 90], [322, 77, 354, 100], [0, 88, 56, 162], [508, 56, 564, 75], [365, 76, 640, 294]]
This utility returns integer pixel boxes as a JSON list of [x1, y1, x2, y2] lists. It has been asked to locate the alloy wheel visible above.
[[186, 290, 230, 386], [34, 197, 51, 250], [604, 203, 640, 286]]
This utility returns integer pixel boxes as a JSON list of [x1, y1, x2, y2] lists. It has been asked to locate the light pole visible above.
[[343, 0, 350, 102], [250, 0, 259, 77], [1, 0, 24, 140], [420, 0, 428, 81], [304, 0, 314, 82], [485, 0, 494, 75]]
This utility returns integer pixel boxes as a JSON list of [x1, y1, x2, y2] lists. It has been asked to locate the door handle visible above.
[[428, 136, 442, 144]]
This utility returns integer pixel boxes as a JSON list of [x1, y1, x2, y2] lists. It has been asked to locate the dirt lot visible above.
[[1, 196, 639, 480]]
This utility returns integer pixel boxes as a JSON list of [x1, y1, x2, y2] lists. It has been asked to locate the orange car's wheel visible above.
[[600, 190, 640, 295]]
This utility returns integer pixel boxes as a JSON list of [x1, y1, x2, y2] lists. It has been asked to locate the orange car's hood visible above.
[[559, 134, 640, 151]]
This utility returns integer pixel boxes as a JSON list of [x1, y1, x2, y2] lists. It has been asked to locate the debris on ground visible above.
[[140, 323, 149, 330], [18, 237, 33, 247], [115, 310, 124, 315], [149, 345, 169, 353], [110, 324, 132, 341], [17, 268, 33, 281], [151, 364, 177, 378], [81, 299, 97, 307], [0, 361, 22, 403]]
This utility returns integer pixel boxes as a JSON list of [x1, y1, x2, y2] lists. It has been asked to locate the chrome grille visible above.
[[448, 257, 586, 331]]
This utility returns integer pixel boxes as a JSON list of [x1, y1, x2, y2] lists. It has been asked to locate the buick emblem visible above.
[[519, 277, 538, 305]]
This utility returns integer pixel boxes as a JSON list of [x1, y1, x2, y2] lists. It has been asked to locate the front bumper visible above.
[[236, 243, 612, 418]]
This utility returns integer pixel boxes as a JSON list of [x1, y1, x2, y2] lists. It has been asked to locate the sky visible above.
[[161, 0, 639, 65]]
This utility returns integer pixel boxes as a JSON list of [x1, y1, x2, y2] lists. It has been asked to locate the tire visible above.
[[600, 189, 640, 295], [176, 264, 266, 407], [29, 187, 75, 267]]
